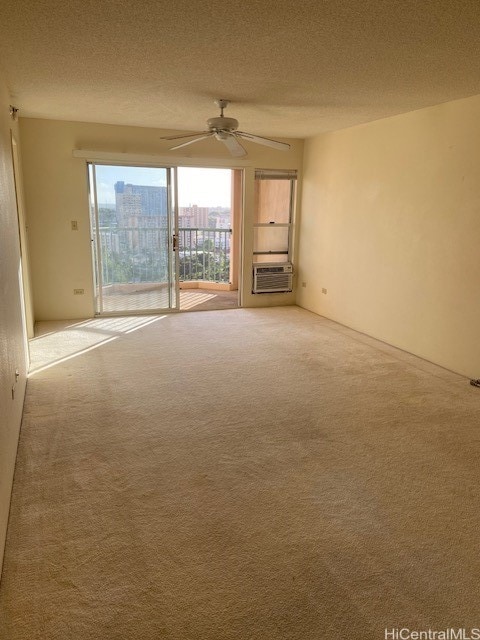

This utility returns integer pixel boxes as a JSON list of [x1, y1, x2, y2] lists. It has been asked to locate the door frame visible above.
[[88, 162, 179, 316], [86, 160, 243, 316], [10, 133, 34, 362]]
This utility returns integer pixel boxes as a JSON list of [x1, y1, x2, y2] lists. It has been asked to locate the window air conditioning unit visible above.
[[252, 263, 293, 294]]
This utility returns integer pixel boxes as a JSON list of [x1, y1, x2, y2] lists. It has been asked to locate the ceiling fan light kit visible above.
[[160, 99, 290, 157]]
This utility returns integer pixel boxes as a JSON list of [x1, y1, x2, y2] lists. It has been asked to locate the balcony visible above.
[[178, 227, 231, 284], [94, 226, 237, 312], [97, 226, 232, 284]]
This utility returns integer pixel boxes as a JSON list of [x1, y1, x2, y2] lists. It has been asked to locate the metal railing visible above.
[[95, 225, 232, 285], [179, 228, 231, 283]]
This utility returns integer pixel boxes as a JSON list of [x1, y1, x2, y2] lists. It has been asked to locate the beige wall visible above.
[[298, 94, 480, 378], [19, 118, 303, 320], [0, 77, 29, 573]]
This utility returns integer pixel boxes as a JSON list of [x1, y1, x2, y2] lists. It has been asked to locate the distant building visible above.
[[114, 181, 168, 251], [115, 181, 167, 217], [216, 214, 230, 230], [99, 229, 120, 253], [179, 205, 209, 229]]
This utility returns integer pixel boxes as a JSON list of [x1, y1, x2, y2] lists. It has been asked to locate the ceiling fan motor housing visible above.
[[207, 116, 239, 132]]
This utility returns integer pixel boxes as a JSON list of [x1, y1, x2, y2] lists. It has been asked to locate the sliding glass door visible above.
[[88, 163, 178, 314]]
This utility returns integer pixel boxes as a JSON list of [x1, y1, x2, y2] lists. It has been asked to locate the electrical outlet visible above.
[[73, 288, 85, 295], [71, 220, 78, 231], [322, 288, 328, 294], [302, 282, 307, 288]]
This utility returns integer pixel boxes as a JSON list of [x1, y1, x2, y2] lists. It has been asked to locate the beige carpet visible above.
[[1, 307, 479, 639]]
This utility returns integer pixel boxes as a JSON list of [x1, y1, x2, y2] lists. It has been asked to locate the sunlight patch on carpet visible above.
[[29, 315, 166, 375]]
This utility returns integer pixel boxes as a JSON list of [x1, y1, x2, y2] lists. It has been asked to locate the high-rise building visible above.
[[114, 181, 168, 251], [115, 181, 167, 217], [178, 204, 209, 229]]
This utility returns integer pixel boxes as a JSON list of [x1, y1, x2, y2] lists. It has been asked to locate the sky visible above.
[[94, 165, 231, 207]]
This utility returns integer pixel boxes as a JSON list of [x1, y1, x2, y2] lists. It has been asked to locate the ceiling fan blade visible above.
[[169, 134, 214, 150], [220, 134, 247, 157], [236, 131, 291, 151], [160, 131, 210, 141]]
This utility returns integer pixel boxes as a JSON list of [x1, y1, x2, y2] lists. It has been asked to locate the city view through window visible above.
[[177, 167, 232, 284], [89, 164, 233, 312]]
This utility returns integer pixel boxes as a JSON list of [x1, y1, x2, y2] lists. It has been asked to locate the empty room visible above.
[[1, 2, 480, 639]]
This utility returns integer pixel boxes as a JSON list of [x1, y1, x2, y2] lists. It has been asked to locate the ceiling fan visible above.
[[159, 99, 290, 157]]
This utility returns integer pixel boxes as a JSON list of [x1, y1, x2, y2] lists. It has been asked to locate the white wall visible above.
[[19, 118, 303, 320], [297, 94, 480, 378], [0, 77, 29, 574]]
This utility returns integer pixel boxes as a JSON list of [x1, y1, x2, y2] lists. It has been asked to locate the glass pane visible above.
[[253, 254, 288, 264], [89, 164, 174, 313], [177, 167, 233, 286], [254, 226, 289, 253], [254, 179, 292, 224]]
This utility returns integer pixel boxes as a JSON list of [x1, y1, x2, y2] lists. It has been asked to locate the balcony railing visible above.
[[96, 226, 232, 285], [179, 227, 231, 283]]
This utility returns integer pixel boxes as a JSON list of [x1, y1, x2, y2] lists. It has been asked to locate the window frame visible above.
[[253, 169, 297, 264]]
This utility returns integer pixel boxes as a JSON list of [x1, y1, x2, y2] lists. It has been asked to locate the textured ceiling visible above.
[[1, 0, 480, 138]]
